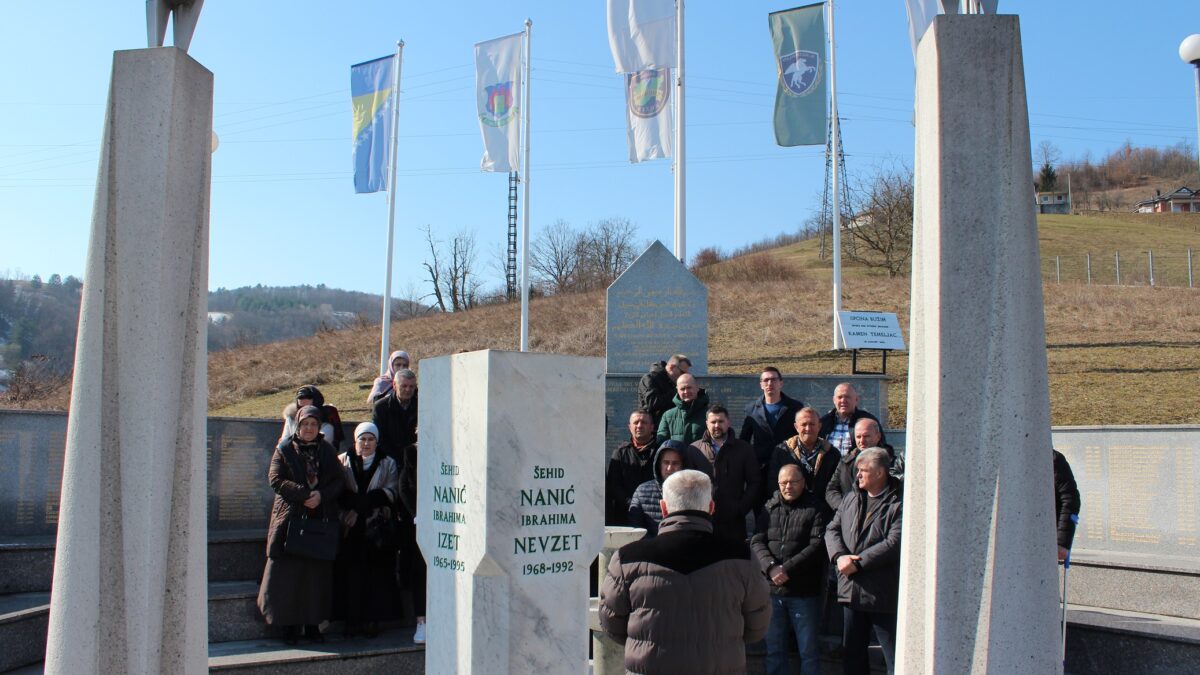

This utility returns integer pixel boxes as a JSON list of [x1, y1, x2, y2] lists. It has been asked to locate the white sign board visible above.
[[838, 311, 906, 350]]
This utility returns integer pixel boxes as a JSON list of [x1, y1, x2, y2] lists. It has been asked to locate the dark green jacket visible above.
[[656, 388, 710, 444]]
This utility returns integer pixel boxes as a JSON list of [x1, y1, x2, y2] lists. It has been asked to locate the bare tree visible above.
[[1035, 140, 1061, 168], [422, 226, 448, 312], [577, 217, 638, 290], [844, 164, 914, 278], [529, 219, 583, 294], [421, 226, 481, 312]]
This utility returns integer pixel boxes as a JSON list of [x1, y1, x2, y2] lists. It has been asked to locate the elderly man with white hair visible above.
[[825, 447, 903, 675], [600, 470, 770, 674]]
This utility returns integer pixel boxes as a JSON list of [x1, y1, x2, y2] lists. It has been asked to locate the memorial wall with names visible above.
[[0, 410, 354, 538]]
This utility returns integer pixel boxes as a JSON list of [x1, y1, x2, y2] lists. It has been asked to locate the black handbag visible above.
[[365, 509, 401, 551], [284, 513, 339, 561]]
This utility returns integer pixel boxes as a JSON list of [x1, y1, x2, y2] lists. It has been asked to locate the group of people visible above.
[[603, 357, 1081, 675], [256, 350, 427, 645]]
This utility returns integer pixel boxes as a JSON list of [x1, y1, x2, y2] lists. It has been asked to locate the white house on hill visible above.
[[1134, 186, 1199, 213]]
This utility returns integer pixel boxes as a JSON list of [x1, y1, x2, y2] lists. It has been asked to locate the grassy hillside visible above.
[[10, 213, 1200, 428]]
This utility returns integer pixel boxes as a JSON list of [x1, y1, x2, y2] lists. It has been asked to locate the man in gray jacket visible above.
[[600, 470, 771, 674], [826, 447, 902, 675]]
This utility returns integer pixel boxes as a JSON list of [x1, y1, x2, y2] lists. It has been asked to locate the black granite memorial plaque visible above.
[[0, 410, 361, 539], [606, 241, 708, 375]]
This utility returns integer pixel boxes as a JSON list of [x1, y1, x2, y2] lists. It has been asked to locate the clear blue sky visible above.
[[2, 2, 1197, 296]]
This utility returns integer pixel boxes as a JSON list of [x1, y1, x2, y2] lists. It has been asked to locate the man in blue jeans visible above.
[[751, 464, 828, 675]]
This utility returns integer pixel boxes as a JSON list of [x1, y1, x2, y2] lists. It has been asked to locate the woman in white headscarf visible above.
[[333, 422, 400, 637], [367, 350, 411, 403]]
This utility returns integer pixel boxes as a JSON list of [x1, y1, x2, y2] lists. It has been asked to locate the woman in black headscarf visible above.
[[333, 422, 401, 637], [258, 405, 346, 644]]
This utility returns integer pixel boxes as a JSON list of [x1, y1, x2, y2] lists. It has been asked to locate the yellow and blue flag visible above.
[[769, 4, 827, 147], [351, 55, 396, 193]]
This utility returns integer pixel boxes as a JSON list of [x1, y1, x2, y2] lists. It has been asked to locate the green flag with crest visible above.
[[769, 4, 827, 147]]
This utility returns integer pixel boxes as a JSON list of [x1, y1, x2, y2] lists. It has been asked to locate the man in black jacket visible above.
[[751, 464, 827, 675], [826, 447, 902, 675], [372, 368, 418, 461], [819, 382, 884, 455], [740, 366, 804, 490], [685, 406, 762, 543], [826, 417, 899, 513], [605, 409, 662, 526], [637, 354, 691, 423], [1053, 449, 1081, 562]]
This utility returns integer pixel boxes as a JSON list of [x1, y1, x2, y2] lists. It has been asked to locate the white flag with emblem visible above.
[[625, 67, 673, 162], [607, 0, 676, 73], [475, 33, 523, 172]]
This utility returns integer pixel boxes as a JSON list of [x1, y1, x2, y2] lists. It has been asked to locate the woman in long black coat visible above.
[[333, 422, 401, 637], [257, 405, 346, 644]]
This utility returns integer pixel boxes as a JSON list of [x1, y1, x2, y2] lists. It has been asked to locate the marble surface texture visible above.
[[896, 15, 1060, 674], [416, 350, 606, 674], [45, 48, 212, 675]]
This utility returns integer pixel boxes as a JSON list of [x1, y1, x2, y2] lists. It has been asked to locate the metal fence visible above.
[[1041, 249, 1196, 288]]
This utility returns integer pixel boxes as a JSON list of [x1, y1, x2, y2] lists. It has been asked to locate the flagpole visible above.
[[519, 19, 532, 352], [380, 40, 405, 374], [828, 1, 844, 350], [673, 0, 686, 262]]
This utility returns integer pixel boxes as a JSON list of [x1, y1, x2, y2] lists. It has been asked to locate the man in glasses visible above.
[[739, 366, 804, 504]]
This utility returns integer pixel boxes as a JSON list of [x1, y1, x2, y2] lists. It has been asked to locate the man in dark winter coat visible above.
[[751, 464, 827, 675], [770, 407, 840, 517], [605, 409, 662, 526], [826, 418, 899, 514], [372, 368, 418, 460], [600, 470, 770, 675], [685, 406, 762, 543], [626, 440, 687, 537], [657, 373, 709, 444], [826, 447, 902, 675], [740, 366, 804, 486], [818, 382, 884, 455], [1053, 450, 1081, 562], [638, 354, 691, 423]]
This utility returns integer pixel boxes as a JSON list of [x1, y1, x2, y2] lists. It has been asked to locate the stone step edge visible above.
[[208, 630, 424, 670], [0, 581, 260, 623], [0, 529, 264, 551], [1067, 603, 1200, 645], [1069, 552, 1200, 576]]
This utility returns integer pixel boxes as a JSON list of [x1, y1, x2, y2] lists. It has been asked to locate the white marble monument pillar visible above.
[[896, 16, 1060, 674], [45, 48, 212, 675], [417, 350, 605, 674]]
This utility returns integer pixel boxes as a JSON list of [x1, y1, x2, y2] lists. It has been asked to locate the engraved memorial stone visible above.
[[606, 240, 708, 375], [416, 350, 605, 674]]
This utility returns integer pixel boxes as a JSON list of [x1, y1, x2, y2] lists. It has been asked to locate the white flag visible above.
[[625, 68, 672, 162], [475, 33, 523, 172], [607, 0, 676, 73]]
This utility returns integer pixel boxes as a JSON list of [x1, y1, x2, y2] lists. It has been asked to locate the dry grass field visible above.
[[9, 214, 1200, 427]]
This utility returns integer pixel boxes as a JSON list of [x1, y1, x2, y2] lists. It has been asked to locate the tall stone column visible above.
[[417, 350, 605, 674], [45, 48, 212, 675], [896, 16, 1060, 674]]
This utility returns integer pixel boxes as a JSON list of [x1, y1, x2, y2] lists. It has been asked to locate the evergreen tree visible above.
[[1039, 162, 1059, 192]]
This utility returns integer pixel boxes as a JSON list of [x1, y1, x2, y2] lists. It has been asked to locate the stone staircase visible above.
[[0, 531, 425, 672], [3, 535, 1196, 673], [1061, 552, 1200, 675]]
